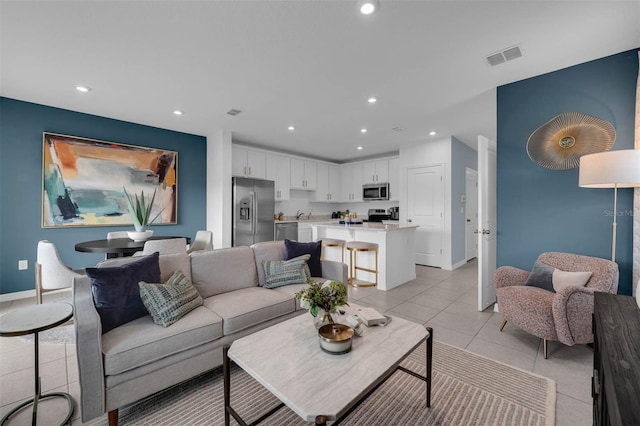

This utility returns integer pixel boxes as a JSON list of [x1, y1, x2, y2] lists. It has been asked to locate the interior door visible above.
[[406, 165, 444, 267], [465, 168, 478, 261], [477, 135, 497, 311]]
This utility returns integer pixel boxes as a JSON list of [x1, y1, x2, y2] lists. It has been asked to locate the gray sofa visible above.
[[73, 240, 347, 425]]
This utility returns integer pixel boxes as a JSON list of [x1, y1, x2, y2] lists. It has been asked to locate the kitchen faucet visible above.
[[296, 210, 304, 220]]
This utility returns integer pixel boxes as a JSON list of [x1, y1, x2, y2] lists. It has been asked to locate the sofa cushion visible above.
[[97, 252, 191, 282], [263, 254, 311, 289], [101, 305, 223, 376], [190, 247, 258, 297], [524, 260, 592, 293], [139, 271, 204, 327], [86, 252, 161, 334], [285, 239, 322, 277], [203, 287, 294, 335], [251, 241, 287, 286]]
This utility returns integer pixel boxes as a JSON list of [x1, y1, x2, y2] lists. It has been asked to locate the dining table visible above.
[[75, 236, 191, 259]]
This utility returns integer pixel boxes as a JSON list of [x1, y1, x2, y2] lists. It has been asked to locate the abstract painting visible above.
[[42, 132, 177, 228]]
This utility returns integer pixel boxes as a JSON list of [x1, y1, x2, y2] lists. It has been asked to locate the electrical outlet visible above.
[[18, 260, 28, 270]]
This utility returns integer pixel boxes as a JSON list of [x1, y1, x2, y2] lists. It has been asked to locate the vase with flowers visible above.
[[295, 279, 348, 329], [123, 187, 164, 242]]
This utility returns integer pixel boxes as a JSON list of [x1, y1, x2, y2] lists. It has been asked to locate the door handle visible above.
[[482, 229, 491, 235], [407, 219, 412, 223], [474, 229, 479, 234], [466, 219, 471, 222]]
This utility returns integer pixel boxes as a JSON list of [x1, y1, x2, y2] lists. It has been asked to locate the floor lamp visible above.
[[579, 149, 640, 262]]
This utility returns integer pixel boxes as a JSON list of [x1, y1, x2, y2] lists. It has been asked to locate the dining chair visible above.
[[140, 238, 188, 256], [187, 230, 214, 254], [107, 231, 130, 240], [36, 240, 85, 304]]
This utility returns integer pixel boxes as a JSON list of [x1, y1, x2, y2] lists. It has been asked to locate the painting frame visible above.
[[42, 132, 178, 228]]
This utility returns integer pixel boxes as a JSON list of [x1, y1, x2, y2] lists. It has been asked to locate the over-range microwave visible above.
[[363, 183, 389, 201]]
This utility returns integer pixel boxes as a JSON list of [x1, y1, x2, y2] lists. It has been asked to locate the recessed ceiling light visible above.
[[288, 126, 295, 131], [75, 85, 91, 93], [360, 128, 368, 133], [173, 110, 184, 116], [357, 146, 364, 150], [358, 0, 380, 15], [429, 131, 437, 136], [368, 97, 377, 104]]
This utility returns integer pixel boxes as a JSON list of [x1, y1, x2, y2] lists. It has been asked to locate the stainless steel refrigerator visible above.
[[232, 177, 275, 247]]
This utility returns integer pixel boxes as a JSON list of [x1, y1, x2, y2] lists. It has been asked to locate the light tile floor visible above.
[[0, 260, 593, 425]]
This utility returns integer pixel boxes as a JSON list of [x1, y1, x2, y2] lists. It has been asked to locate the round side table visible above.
[[0, 302, 74, 425]]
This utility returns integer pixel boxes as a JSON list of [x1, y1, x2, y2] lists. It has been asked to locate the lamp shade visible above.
[[579, 149, 640, 188]]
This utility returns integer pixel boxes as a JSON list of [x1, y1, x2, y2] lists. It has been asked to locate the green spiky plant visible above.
[[123, 187, 164, 232]]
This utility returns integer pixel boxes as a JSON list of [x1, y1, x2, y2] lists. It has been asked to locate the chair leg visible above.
[[499, 319, 507, 332], [543, 339, 548, 359]]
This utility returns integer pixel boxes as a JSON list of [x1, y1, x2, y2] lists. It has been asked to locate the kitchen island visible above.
[[312, 222, 417, 291]]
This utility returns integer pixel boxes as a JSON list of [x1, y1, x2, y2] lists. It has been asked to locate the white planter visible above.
[[127, 230, 154, 242]]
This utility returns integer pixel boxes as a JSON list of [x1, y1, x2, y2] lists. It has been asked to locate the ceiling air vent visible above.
[[391, 127, 403, 132], [226, 109, 243, 116], [484, 45, 522, 67]]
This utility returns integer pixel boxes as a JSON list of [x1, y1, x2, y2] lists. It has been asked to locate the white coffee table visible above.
[[223, 305, 432, 425]]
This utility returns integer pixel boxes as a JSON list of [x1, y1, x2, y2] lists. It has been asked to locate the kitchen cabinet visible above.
[[297, 222, 313, 242], [341, 163, 363, 202], [362, 159, 389, 184], [388, 157, 399, 201], [265, 153, 290, 201], [290, 158, 317, 190], [314, 163, 340, 202], [232, 146, 266, 179]]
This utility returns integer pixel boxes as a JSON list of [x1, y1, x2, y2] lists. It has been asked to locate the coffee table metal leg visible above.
[[426, 327, 433, 408], [223, 345, 231, 426]]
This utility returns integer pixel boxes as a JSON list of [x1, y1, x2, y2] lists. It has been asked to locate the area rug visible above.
[[89, 341, 556, 426]]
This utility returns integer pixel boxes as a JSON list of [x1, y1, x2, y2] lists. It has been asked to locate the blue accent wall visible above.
[[452, 136, 478, 265], [497, 49, 638, 295], [0, 98, 207, 295]]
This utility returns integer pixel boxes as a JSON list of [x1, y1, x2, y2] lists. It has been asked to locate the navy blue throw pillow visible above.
[[86, 252, 161, 334], [284, 239, 322, 277]]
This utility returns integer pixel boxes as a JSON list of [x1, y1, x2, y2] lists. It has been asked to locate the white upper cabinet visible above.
[[232, 146, 266, 179], [290, 158, 317, 190], [314, 163, 340, 202], [341, 163, 364, 202], [362, 159, 389, 184], [388, 157, 399, 201], [265, 153, 290, 200]]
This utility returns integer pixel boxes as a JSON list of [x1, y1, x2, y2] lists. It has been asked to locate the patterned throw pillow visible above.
[[262, 254, 311, 289], [139, 270, 204, 327]]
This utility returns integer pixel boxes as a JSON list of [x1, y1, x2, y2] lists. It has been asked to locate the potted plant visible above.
[[123, 187, 164, 241]]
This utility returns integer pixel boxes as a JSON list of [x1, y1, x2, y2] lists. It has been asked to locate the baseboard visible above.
[[450, 260, 467, 270], [0, 289, 35, 303]]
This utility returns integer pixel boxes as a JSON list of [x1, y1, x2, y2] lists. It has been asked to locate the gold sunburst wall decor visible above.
[[526, 112, 616, 170]]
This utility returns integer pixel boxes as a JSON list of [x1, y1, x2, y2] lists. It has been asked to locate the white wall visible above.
[[207, 129, 233, 248]]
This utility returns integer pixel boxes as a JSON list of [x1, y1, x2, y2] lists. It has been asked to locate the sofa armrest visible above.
[[552, 285, 597, 346], [321, 260, 348, 287], [72, 275, 106, 422], [494, 266, 529, 289]]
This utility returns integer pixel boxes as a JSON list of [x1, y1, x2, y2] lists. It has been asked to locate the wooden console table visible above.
[[593, 292, 640, 425]]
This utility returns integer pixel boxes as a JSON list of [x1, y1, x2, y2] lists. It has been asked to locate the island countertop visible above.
[[311, 222, 418, 232]]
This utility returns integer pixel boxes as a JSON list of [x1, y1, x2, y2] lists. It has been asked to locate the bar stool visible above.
[[346, 241, 378, 287], [321, 238, 346, 264]]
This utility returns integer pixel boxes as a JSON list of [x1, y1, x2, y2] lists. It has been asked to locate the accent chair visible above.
[[494, 252, 618, 358]]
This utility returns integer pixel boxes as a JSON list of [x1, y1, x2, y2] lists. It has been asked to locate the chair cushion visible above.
[[524, 260, 592, 293], [139, 271, 204, 327], [203, 287, 294, 335], [101, 306, 223, 375], [262, 254, 311, 289], [285, 239, 322, 277], [86, 252, 161, 334]]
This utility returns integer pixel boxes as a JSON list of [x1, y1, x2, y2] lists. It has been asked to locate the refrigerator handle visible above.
[[252, 191, 257, 235]]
